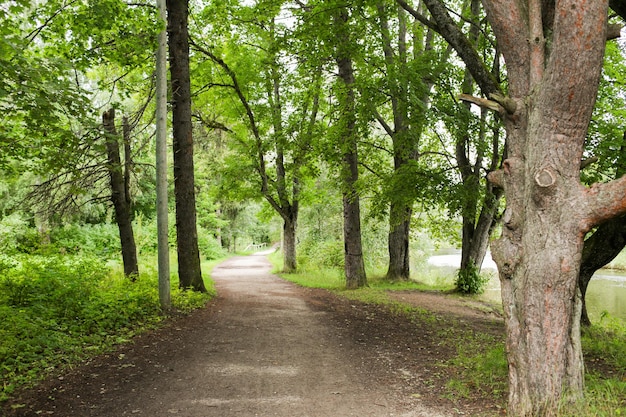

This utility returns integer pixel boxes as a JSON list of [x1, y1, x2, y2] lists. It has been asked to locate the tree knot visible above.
[[534, 168, 556, 188]]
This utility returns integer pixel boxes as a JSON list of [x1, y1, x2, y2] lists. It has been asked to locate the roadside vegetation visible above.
[[0, 222, 224, 403], [270, 251, 626, 416]]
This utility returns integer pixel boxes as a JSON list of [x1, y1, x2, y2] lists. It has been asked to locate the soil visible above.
[[2, 252, 509, 417]]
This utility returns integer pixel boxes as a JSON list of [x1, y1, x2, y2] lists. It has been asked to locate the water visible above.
[[427, 251, 626, 323]]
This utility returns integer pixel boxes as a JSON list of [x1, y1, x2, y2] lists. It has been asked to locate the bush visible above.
[[0, 254, 214, 401], [455, 260, 490, 294], [198, 226, 226, 260]]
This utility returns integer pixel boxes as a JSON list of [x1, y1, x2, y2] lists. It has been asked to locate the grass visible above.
[[274, 254, 626, 417], [0, 253, 221, 402]]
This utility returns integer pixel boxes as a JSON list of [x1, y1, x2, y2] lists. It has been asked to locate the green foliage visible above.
[[197, 226, 227, 260], [455, 260, 490, 294], [0, 254, 215, 401], [298, 238, 345, 270], [48, 223, 120, 257]]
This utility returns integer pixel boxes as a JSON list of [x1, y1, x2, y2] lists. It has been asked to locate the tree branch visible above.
[[411, 0, 501, 97], [582, 175, 626, 231]]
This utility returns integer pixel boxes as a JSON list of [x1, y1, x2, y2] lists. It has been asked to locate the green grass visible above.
[[0, 253, 219, 402]]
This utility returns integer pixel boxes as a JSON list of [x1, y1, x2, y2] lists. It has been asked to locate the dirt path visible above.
[[3, 253, 502, 417]]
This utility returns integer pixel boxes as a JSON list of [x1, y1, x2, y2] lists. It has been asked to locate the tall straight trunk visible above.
[[155, 0, 170, 309], [334, 6, 366, 289], [167, 0, 205, 292], [102, 109, 139, 278], [282, 213, 297, 272]]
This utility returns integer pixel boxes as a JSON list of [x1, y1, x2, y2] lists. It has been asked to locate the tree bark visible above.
[[480, 1, 610, 414], [102, 109, 139, 278], [282, 213, 297, 272], [334, 6, 367, 289], [167, 0, 205, 292]]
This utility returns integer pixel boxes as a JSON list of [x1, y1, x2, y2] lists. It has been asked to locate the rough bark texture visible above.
[[480, 1, 610, 415], [102, 109, 139, 278], [334, 6, 367, 289], [167, 0, 205, 292]]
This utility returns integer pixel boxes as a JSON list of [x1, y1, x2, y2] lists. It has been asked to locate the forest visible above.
[[1, 0, 626, 416]]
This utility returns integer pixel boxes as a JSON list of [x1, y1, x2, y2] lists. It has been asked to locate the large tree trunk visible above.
[[413, 0, 623, 414], [102, 109, 139, 278], [334, 6, 367, 289], [167, 0, 205, 292], [481, 1, 611, 414]]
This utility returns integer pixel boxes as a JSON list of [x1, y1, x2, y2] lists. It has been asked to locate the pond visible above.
[[427, 251, 626, 323]]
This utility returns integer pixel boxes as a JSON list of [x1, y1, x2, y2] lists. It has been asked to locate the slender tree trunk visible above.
[[167, 0, 205, 292], [282, 213, 297, 272], [376, 2, 416, 281], [102, 109, 139, 278], [334, 6, 366, 289], [386, 204, 411, 280], [156, 0, 170, 309], [456, 0, 504, 276]]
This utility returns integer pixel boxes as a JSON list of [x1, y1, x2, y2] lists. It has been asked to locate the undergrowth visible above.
[[0, 254, 215, 402]]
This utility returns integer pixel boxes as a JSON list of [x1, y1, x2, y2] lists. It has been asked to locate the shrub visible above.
[[455, 260, 490, 294]]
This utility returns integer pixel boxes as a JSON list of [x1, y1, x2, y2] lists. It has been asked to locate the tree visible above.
[[366, 0, 432, 281], [190, 1, 322, 273], [167, 0, 206, 292], [333, 5, 367, 289], [102, 109, 139, 278], [155, 0, 171, 308], [407, 0, 624, 414], [452, 0, 503, 289]]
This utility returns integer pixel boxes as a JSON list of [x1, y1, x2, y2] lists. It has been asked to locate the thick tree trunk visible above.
[[334, 6, 367, 289], [480, 1, 611, 415], [417, 0, 620, 414], [102, 109, 139, 278], [167, 0, 205, 292]]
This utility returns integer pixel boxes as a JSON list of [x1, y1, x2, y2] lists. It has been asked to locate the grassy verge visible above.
[[273, 254, 626, 416], [0, 253, 221, 402]]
